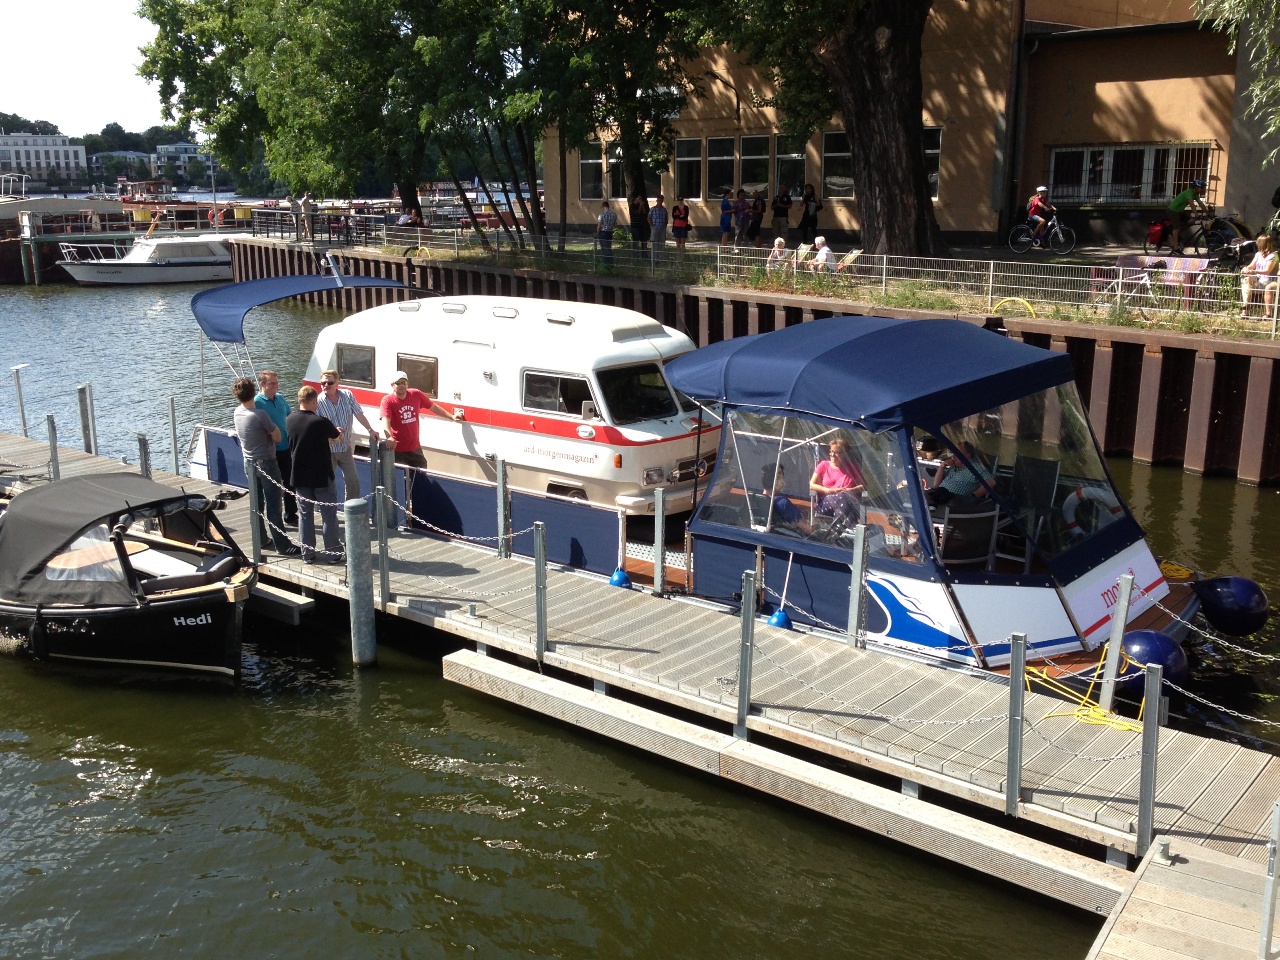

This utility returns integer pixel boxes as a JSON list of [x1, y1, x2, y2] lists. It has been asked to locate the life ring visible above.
[[1063, 485, 1123, 538], [208, 207, 226, 225]]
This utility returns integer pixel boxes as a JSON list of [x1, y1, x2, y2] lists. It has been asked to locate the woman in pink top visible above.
[[810, 437, 865, 518]]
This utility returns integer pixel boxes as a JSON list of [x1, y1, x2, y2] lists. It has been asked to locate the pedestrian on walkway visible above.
[[255, 370, 297, 527], [232, 376, 298, 555], [287, 385, 344, 564], [597, 200, 617, 266], [316, 370, 375, 497], [648, 195, 669, 249]]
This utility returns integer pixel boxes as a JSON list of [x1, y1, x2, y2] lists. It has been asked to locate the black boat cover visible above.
[[0, 473, 216, 606]]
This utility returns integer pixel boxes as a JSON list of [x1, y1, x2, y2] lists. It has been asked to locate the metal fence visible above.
[[247, 209, 1280, 338]]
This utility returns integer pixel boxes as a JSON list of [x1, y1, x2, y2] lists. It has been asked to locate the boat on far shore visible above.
[[56, 232, 234, 285]]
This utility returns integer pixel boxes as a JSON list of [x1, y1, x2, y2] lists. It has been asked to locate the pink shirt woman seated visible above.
[[810, 437, 865, 518]]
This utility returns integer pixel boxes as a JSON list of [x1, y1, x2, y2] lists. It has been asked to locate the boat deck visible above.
[[5, 430, 1279, 928]]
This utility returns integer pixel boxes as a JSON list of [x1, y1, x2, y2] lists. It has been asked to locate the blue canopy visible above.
[[192, 274, 407, 344], [664, 316, 1075, 431]]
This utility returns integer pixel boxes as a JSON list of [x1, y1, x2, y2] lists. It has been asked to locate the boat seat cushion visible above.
[[139, 549, 239, 595]]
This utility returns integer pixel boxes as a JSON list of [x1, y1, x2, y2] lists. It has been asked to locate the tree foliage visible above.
[[1199, 0, 1280, 165], [0, 113, 61, 135]]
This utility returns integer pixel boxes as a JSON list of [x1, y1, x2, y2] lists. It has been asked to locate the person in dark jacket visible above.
[[287, 385, 344, 564]]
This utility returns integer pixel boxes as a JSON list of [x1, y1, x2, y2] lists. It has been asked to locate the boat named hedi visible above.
[[663, 316, 1268, 683]]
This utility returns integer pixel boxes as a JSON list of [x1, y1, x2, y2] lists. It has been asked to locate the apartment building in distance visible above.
[[0, 132, 85, 179]]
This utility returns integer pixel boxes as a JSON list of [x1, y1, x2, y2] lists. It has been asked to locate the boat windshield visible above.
[[935, 380, 1127, 560], [595, 363, 680, 424], [696, 410, 923, 562], [43, 524, 126, 583]]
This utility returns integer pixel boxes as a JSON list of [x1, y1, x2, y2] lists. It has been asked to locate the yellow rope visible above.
[[1025, 643, 1145, 734]]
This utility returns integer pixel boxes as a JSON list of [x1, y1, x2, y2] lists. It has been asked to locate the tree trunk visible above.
[[513, 122, 546, 237], [557, 135, 568, 252], [464, 144, 519, 246], [812, 0, 947, 257], [485, 126, 527, 246], [446, 160, 490, 252], [396, 178, 422, 218]]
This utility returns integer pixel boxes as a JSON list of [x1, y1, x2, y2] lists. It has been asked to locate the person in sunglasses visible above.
[[316, 369, 376, 497]]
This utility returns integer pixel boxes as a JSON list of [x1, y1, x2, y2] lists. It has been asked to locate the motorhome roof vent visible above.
[[491, 306, 519, 319], [546, 314, 575, 326], [441, 302, 467, 314], [397, 300, 422, 312]]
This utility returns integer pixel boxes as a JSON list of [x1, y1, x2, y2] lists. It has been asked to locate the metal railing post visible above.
[[987, 260, 996, 311], [380, 442, 398, 530], [77, 385, 93, 453], [847, 523, 870, 648], [653, 487, 666, 596], [534, 521, 548, 663], [1006, 632, 1027, 817], [374, 484, 390, 610], [245, 459, 262, 565], [46, 414, 59, 480], [168, 396, 180, 475], [881, 255, 889, 296], [136, 434, 151, 478], [1259, 800, 1280, 960], [1136, 662, 1164, 858], [85, 383, 98, 455], [735, 569, 757, 739], [496, 458, 511, 559], [11, 364, 29, 437], [344, 497, 377, 667], [1100, 574, 1134, 713]]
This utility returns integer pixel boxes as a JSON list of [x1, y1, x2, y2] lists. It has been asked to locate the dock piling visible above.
[[77, 386, 94, 453], [345, 497, 377, 666], [168, 396, 180, 476], [653, 488, 667, 597], [85, 383, 98, 455], [1099, 574, 1134, 713], [375, 484, 390, 609], [848, 524, 870, 648], [46, 415, 59, 480], [379, 443, 397, 529], [534, 522, 548, 663], [1259, 801, 1280, 960], [496, 459, 511, 559], [136, 434, 151, 478], [11, 365, 29, 437], [736, 569, 757, 739], [1136, 662, 1163, 858], [1006, 632, 1027, 816]]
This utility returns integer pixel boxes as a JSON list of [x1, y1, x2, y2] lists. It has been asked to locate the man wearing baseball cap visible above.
[[379, 370, 452, 468]]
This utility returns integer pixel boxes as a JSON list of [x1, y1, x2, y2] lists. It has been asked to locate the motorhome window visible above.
[[937, 381, 1126, 560], [696, 411, 921, 560], [596, 364, 679, 424], [336, 344, 375, 387], [524, 372, 595, 416], [397, 354, 439, 397]]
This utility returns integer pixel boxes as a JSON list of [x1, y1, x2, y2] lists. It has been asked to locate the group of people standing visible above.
[[233, 367, 456, 563], [595, 182, 823, 261]]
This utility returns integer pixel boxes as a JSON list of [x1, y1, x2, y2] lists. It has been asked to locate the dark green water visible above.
[[0, 284, 1272, 958]]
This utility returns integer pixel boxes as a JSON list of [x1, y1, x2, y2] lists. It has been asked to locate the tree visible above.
[[711, 0, 946, 256], [0, 112, 61, 135], [187, 157, 208, 185], [1199, 0, 1280, 165]]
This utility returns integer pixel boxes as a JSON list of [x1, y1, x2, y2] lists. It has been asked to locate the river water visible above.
[[0, 283, 1275, 959]]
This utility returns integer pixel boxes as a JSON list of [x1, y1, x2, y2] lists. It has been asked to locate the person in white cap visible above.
[[1027, 186, 1055, 245], [379, 370, 453, 468]]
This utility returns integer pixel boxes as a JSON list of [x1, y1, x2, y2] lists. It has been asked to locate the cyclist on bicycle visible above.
[[1027, 186, 1055, 245], [1168, 178, 1208, 254]]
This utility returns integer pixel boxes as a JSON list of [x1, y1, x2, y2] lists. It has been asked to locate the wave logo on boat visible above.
[[865, 576, 962, 650]]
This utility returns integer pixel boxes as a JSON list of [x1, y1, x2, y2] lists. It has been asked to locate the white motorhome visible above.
[[302, 296, 719, 514]]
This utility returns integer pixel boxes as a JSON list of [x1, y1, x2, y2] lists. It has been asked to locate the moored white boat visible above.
[[57, 232, 233, 286]]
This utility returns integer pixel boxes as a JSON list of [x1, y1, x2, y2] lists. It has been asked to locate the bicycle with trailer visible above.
[[1144, 207, 1250, 257]]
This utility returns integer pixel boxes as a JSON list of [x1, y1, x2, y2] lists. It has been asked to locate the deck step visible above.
[[248, 581, 316, 625]]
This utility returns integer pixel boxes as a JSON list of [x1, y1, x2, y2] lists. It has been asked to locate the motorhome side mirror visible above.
[[581, 401, 598, 420]]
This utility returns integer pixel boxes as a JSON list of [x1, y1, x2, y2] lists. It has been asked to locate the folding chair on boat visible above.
[[937, 503, 1001, 570], [992, 455, 1060, 573]]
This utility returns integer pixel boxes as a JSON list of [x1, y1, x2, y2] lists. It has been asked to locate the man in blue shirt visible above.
[[255, 369, 297, 526]]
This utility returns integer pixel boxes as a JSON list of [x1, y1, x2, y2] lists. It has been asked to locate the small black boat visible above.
[[0, 473, 257, 677]]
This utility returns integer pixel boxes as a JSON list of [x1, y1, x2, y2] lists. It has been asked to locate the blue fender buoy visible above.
[[1120, 629, 1188, 687], [1191, 576, 1269, 636], [767, 608, 793, 629], [609, 567, 633, 589]]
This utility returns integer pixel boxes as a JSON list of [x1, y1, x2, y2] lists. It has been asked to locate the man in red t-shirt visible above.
[[379, 370, 449, 468]]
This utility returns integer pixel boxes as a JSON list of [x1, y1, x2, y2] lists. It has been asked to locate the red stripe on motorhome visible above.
[[303, 380, 710, 447]]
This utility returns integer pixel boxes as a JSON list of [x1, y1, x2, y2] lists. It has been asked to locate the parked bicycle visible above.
[[1008, 214, 1076, 255], [1144, 210, 1250, 257]]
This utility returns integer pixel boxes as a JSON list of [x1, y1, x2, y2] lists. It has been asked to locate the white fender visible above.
[[1063, 484, 1123, 538]]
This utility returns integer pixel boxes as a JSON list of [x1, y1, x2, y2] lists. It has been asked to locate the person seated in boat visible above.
[[810, 437, 865, 522], [926, 440, 992, 509], [760, 464, 811, 536]]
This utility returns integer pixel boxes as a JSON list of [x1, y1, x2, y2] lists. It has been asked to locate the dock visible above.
[[4, 428, 1280, 947]]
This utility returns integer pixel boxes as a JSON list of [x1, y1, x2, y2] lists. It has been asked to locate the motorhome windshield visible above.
[[935, 381, 1127, 560], [596, 363, 680, 424]]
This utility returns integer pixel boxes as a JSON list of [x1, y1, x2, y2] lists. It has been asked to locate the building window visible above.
[[740, 135, 769, 194], [923, 127, 941, 200], [706, 137, 735, 200], [775, 135, 806, 196], [607, 142, 626, 199], [579, 142, 604, 201], [1048, 141, 1216, 206], [675, 139, 702, 202], [822, 131, 854, 201]]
